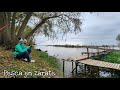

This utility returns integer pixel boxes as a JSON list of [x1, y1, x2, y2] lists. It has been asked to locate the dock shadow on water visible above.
[[71, 65, 120, 78], [35, 45, 120, 78]]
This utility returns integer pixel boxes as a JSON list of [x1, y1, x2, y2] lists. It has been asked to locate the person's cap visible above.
[[19, 38, 24, 42], [19, 38, 27, 43]]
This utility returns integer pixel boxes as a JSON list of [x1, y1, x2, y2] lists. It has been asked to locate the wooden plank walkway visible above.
[[63, 55, 89, 62], [81, 50, 111, 55], [64, 50, 111, 62], [79, 59, 120, 70]]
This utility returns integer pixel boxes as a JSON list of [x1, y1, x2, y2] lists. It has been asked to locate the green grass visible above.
[[102, 51, 120, 64], [0, 47, 62, 78], [92, 51, 120, 64]]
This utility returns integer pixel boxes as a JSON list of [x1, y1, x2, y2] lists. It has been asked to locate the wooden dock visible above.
[[64, 50, 111, 62], [79, 59, 120, 70], [62, 47, 119, 77]]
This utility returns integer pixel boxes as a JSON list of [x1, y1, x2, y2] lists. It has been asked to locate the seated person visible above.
[[14, 38, 35, 63]]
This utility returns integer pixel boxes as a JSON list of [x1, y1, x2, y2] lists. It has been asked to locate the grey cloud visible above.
[[35, 12, 120, 45]]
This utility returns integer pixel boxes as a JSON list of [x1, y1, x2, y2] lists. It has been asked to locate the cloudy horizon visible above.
[[34, 12, 120, 46]]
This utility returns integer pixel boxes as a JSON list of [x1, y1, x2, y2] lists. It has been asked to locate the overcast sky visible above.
[[34, 12, 120, 46]]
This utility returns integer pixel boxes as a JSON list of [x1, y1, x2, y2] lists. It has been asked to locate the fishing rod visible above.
[[34, 40, 50, 45], [35, 37, 95, 46], [35, 38, 83, 45]]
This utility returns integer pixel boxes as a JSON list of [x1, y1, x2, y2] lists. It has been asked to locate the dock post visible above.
[[71, 60, 74, 73], [87, 47, 89, 58], [104, 46, 105, 52], [75, 61, 78, 74], [97, 67, 100, 77], [97, 48, 99, 55], [84, 64, 87, 74], [62, 59, 65, 77]]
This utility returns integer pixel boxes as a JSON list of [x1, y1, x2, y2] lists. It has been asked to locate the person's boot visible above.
[[23, 58, 28, 61], [30, 60, 35, 63]]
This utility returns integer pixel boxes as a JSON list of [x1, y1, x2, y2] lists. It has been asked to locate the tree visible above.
[[25, 12, 82, 40], [0, 12, 82, 48], [116, 34, 120, 47], [0, 12, 33, 46], [0, 12, 11, 45], [116, 34, 120, 41]]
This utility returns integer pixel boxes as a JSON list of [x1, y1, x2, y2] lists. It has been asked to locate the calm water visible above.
[[35, 45, 120, 78]]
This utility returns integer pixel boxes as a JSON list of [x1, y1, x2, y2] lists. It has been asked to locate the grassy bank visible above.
[[92, 51, 120, 64], [101, 51, 120, 64], [0, 47, 62, 78]]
